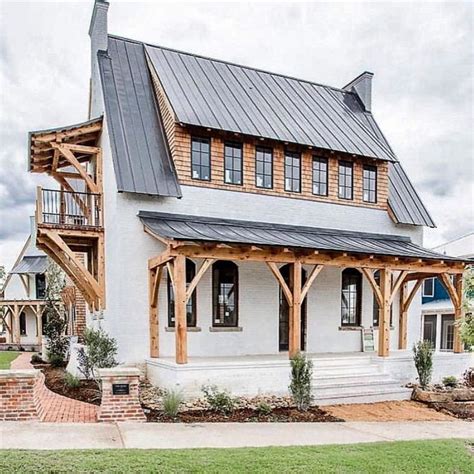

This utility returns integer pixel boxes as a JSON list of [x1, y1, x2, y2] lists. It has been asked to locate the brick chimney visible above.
[[88, 0, 109, 118], [343, 71, 374, 112]]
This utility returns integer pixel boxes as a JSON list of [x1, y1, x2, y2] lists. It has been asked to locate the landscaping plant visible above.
[[64, 372, 81, 389], [256, 401, 272, 416], [77, 327, 118, 390], [442, 376, 458, 388], [289, 352, 313, 411], [162, 389, 184, 418], [201, 385, 235, 414], [413, 340, 434, 389], [459, 266, 474, 350]]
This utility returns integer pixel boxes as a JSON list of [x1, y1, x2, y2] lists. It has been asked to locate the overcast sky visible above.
[[0, 0, 472, 271]]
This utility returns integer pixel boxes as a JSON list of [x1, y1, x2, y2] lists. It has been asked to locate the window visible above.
[[255, 147, 273, 189], [284, 151, 301, 192], [423, 315, 437, 348], [338, 161, 353, 200], [212, 261, 238, 327], [441, 314, 454, 351], [191, 137, 211, 181], [20, 312, 27, 335], [36, 273, 46, 299], [341, 269, 362, 326], [42, 313, 48, 336], [224, 142, 243, 185], [312, 157, 328, 196], [363, 165, 377, 203], [423, 278, 435, 297], [168, 259, 197, 327], [372, 270, 393, 327]]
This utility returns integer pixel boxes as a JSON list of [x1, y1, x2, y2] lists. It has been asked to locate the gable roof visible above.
[[98, 35, 434, 227]]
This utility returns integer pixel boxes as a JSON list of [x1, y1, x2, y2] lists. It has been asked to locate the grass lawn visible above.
[[0, 439, 472, 473], [0, 351, 20, 369]]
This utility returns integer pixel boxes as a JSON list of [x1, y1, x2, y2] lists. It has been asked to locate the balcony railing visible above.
[[36, 187, 102, 228]]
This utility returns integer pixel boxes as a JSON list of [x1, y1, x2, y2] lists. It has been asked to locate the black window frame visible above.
[[191, 137, 211, 181], [341, 268, 362, 327], [167, 259, 197, 328], [224, 142, 243, 185], [312, 156, 328, 196], [19, 312, 27, 336], [212, 261, 239, 327], [372, 270, 393, 327], [338, 161, 354, 200], [255, 146, 273, 189], [284, 151, 301, 193], [363, 165, 377, 203]]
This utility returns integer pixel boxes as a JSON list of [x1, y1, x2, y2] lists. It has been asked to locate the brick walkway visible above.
[[11, 352, 98, 423]]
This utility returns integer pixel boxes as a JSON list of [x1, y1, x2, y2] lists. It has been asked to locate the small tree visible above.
[[78, 327, 118, 390], [289, 352, 313, 411], [413, 340, 434, 389], [459, 266, 474, 350]]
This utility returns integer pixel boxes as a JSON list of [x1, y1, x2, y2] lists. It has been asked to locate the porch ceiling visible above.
[[139, 211, 469, 265]]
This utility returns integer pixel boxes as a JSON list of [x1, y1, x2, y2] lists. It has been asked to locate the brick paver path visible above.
[[10, 352, 98, 423]]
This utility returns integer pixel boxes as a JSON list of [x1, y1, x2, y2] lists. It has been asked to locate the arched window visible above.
[[19, 312, 27, 335], [341, 269, 362, 326], [168, 259, 197, 327], [212, 261, 238, 327], [372, 270, 393, 327]]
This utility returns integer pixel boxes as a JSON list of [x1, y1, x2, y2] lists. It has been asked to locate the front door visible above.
[[279, 264, 307, 351]]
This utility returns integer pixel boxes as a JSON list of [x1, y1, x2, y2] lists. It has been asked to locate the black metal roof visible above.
[[98, 38, 181, 197], [11, 256, 48, 275], [139, 212, 455, 262]]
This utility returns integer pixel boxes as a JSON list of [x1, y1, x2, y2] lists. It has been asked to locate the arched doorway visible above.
[[279, 264, 307, 351]]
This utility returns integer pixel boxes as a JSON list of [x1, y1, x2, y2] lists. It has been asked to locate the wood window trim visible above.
[[312, 156, 329, 197], [212, 260, 239, 327], [224, 142, 243, 186], [284, 150, 302, 193], [255, 146, 273, 190], [191, 137, 211, 182], [338, 160, 354, 200], [341, 268, 362, 326], [363, 164, 377, 203]]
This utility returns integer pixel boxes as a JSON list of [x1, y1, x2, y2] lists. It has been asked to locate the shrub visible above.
[[442, 376, 458, 388], [78, 327, 118, 390], [44, 312, 68, 365], [162, 389, 183, 418], [48, 353, 66, 368], [289, 352, 313, 411], [64, 372, 81, 389], [201, 385, 235, 414], [413, 340, 434, 389], [463, 368, 474, 387], [256, 401, 272, 416], [30, 354, 44, 365]]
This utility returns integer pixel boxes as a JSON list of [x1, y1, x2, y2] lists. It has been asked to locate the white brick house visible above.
[[25, 1, 472, 403]]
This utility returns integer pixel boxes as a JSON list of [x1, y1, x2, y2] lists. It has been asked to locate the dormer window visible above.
[[255, 147, 273, 189], [363, 165, 377, 203], [312, 157, 328, 196], [191, 137, 211, 181], [338, 161, 353, 200], [224, 142, 243, 185], [284, 151, 301, 192]]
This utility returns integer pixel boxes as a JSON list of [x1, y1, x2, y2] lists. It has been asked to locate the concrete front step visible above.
[[314, 378, 403, 391], [315, 387, 413, 405], [314, 367, 383, 377]]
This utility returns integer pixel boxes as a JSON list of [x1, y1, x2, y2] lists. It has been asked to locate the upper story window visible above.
[[212, 261, 238, 327], [341, 268, 361, 327], [191, 137, 211, 181], [284, 151, 301, 192], [168, 259, 197, 327], [36, 273, 46, 299], [423, 277, 435, 298], [255, 147, 273, 189], [363, 165, 377, 203], [312, 157, 328, 196], [338, 161, 353, 200], [224, 142, 243, 185]]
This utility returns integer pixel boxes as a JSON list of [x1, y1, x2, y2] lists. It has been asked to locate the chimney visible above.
[[343, 71, 373, 112], [88, 0, 109, 118]]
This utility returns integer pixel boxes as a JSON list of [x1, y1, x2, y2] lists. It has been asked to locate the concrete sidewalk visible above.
[[1, 421, 472, 450]]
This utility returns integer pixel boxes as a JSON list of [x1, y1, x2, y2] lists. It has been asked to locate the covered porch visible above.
[[141, 212, 469, 367]]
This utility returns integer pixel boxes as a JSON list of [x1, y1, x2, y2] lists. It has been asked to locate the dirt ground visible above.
[[325, 400, 455, 421]]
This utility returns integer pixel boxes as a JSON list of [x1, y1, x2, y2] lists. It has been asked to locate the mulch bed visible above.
[[145, 406, 343, 423], [37, 365, 101, 406]]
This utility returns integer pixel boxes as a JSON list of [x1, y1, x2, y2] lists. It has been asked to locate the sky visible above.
[[0, 0, 473, 271]]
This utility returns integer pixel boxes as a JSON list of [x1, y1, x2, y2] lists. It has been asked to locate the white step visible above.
[[314, 366, 382, 377], [315, 387, 412, 406], [314, 376, 401, 389]]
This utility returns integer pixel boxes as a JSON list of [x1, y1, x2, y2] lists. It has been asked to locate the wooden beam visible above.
[[289, 261, 302, 358], [439, 273, 460, 308], [149, 266, 163, 358], [33, 122, 102, 143], [403, 272, 438, 283], [301, 264, 324, 301], [390, 270, 409, 304], [148, 250, 173, 270], [186, 258, 215, 303], [378, 268, 392, 357], [62, 143, 101, 154], [398, 283, 408, 350], [266, 262, 293, 305], [403, 279, 424, 313], [174, 255, 187, 364], [360, 268, 383, 306], [166, 261, 175, 290]]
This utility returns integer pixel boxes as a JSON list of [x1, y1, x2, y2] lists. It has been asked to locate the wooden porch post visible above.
[[289, 261, 302, 358], [12, 303, 20, 345], [149, 266, 163, 358], [378, 268, 391, 357], [453, 274, 464, 353], [174, 255, 188, 364], [36, 308, 43, 345], [398, 282, 408, 350]]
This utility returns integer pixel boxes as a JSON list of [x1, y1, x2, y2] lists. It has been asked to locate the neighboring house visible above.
[[24, 1, 472, 402], [0, 218, 86, 347], [422, 233, 474, 352]]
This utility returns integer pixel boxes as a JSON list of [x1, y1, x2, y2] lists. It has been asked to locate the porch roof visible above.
[[10, 256, 48, 275], [138, 211, 467, 263]]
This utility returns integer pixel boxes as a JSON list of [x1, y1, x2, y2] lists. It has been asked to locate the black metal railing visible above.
[[39, 188, 102, 228]]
